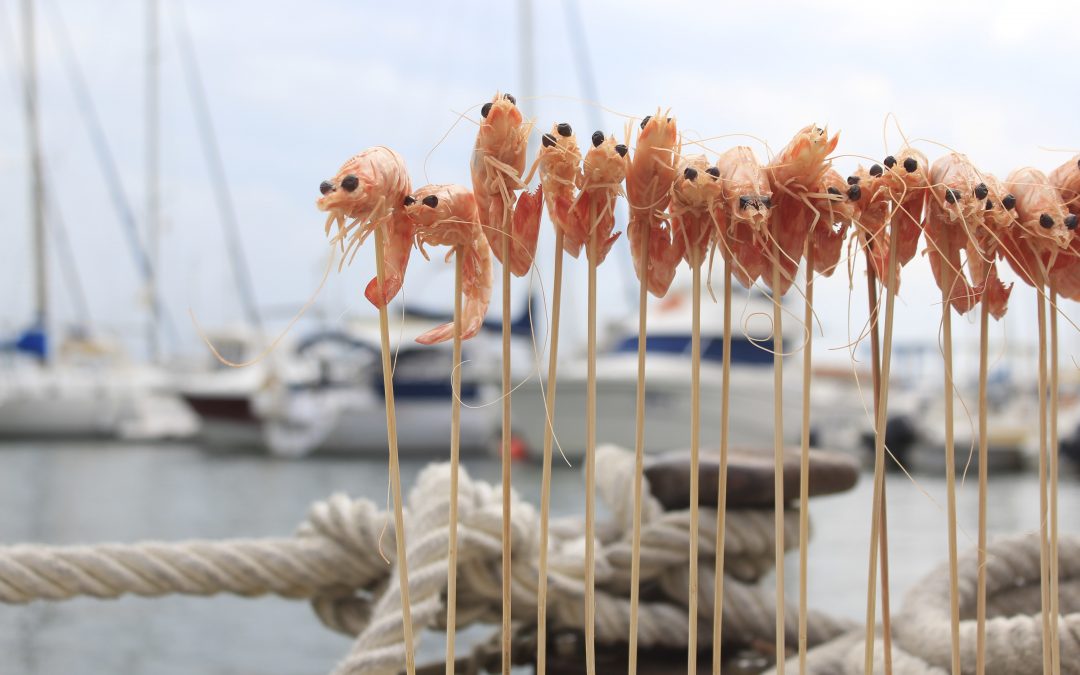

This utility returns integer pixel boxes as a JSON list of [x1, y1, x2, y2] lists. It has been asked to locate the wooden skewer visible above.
[[865, 246, 895, 675], [864, 222, 899, 674], [1049, 283, 1061, 675], [939, 237, 962, 675], [976, 281, 989, 675], [500, 219, 513, 675], [688, 258, 703, 675], [628, 222, 651, 675], [445, 246, 464, 675], [712, 249, 733, 675], [1036, 277, 1051, 675], [770, 236, 786, 675], [585, 206, 600, 675], [535, 231, 565, 675], [373, 226, 416, 675], [797, 241, 814, 674]]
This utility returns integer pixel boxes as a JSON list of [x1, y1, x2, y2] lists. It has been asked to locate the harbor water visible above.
[[0, 442, 1077, 674]]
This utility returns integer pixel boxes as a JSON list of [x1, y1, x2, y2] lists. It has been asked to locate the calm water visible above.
[[0, 441, 1077, 675]]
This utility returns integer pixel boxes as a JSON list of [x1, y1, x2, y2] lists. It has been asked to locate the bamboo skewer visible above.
[[797, 241, 814, 674], [628, 221, 651, 675], [864, 221, 899, 674], [940, 240, 962, 675], [865, 247, 894, 675], [500, 220, 513, 675], [535, 231, 565, 675], [1049, 284, 1061, 675], [976, 283, 989, 675], [373, 227, 416, 675], [687, 259, 703, 675], [770, 237, 786, 675], [585, 207, 600, 675], [1037, 278, 1051, 675], [712, 250, 733, 675], [444, 247, 464, 675]]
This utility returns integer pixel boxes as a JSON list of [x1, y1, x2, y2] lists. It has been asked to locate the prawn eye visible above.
[[761, 196, 773, 209], [974, 183, 988, 200], [542, 133, 557, 148], [319, 180, 333, 195], [903, 157, 918, 173], [1003, 194, 1016, 210], [591, 130, 605, 147], [945, 188, 960, 204], [1040, 213, 1054, 228], [739, 196, 752, 210], [481, 102, 493, 118], [883, 155, 897, 169], [706, 166, 720, 178], [503, 93, 516, 105], [422, 195, 439, 208], [847, 175, 860, 185], [556, 122, 572, 137], [640, 115, 651, 130], [1066, 214, 1079, 230], [986, 199, 993, 211], [614, 144, 628, 157], [683, 167, 698, 181], [827, 186, 841, 196], [847, 184, 862, 201], [341, 175, 359, 192], [403, 196, 416, 206], [869, 164, 883, 177]]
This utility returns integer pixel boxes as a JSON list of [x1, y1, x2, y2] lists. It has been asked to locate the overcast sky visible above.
[[3, 0, 1079, 373]]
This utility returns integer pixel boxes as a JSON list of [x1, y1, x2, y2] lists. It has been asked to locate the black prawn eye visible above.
[[738, 196, 752, 209], [422, 195, 439, 208], [827, 186, 841, 196], [481, 102, 493, 118], [503, 93, 516, 105], [1066, 214, 1078, 230], [341, 175, 359, 192], [847, 175, 860, 185], [640, 115, 651, 130], [761, 196, 773, 209], [684, 167, 698, 181], [614, 144, 628, 157], [974, 183, 988, 200], [319, 180, 333, 195], [986, 199, 993, 211], [1003, 194, 1016, 210], [706, 166, 720, 178], [1040, 213, 1054, 228], [945, 188, 961, 204], [903, 157, 918, 173], [883, 155, 897, 169], [542, 133, 557, 148], [556, 122, 572, 137], [847, 184, 862, 201], [403, 195, 416, 206], [869, 164, 883, 177], [592, 130, 605, 147]]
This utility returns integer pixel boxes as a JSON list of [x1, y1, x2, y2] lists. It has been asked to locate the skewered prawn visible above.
[[536, 122, 585, 256], [627, 112, 681, 296], [1048, 156, 1080, 299], [809, 169, 860, 277], [317, 146, 414, 307], [470, 92, 543, 276], [670, 154, 721, 267], [714, 146, 772, 288], [1049, 154, 1080, 217], [1001, 168, 1074, 287], [972, 175, 1016, 319], [402, 185, 493, 345], [572, 131, 628, 264], [878, 147, 931, 266], [925, 153, 985, 314]]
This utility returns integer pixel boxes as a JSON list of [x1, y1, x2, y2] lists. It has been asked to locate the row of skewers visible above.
[[312, 92, 1080, 675]]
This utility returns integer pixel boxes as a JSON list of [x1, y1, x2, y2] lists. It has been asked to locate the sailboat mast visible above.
[[145, 0, 160, 361], [23, 0, 47, 359]]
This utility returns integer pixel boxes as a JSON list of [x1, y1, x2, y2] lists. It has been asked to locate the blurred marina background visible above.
[[2, 1, 1080, 673]]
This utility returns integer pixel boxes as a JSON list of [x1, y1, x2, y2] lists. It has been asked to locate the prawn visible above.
[[536, 122, 585, 256], [808, 169, 860, 278], [316, 146, 414, 307], [669, 154, 721, 267], [925, 153, 984, 314], [714, 145, 773, 289], [877, 147, 932, 267], [1049, 153, 1080, 217], [470, 92, 543, 277], [972, 175, 1016, 319], [626, 112, 681, 296], [571, 131, 629, 264], [402, 184, 493, 345], [1001, 167, 1074, 288], [1048, 156, 1080, 300]]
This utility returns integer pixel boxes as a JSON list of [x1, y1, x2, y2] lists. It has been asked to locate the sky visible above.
[[2, 0, 1080, 374]]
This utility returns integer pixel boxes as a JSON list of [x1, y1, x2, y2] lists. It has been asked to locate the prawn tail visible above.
[[595, 230, 622, 266], [362, 217, 413, 308], [414, 321, 454, 346]]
